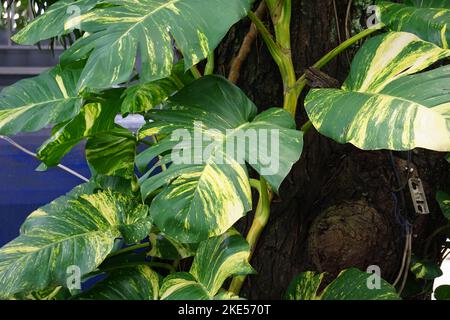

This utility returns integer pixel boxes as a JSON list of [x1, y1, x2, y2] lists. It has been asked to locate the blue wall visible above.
[[0, 129, 91, 246]]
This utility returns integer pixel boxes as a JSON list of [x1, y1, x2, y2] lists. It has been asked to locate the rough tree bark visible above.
[[216, 0, 450, 299]]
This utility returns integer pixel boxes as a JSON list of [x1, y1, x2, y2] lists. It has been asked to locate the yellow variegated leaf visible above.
[[37, 102, 120, 167], [0, 66, 82, 135], [56, 0, 253, 89], [0, 185, 151, 298], [285, 269, 400, 300], [306, 32, 450, 151], [160, 230, 253, 300], [377, 1, 450, 48], [138, 76, 303, 243], [76, 266, 159, 300], [12, 0, 101, 45], [121, 60, 195, 116]]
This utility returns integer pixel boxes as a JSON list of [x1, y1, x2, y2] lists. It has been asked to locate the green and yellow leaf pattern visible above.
[[284, 271, 324, 300], [121, 60, 195, 116], [305, 32, 450, 151], [319, 268, 400, 300], [37, 102, 120, 167], [0, 186, 151, 298], [76, 266, 159, 300], [138, 76, 303, 243], [86, 127, 137, 180], [57, 0, 253, 89], [0, 66, 82, 135], [149, 232, 198, 260], [160, 230, 253, 300], [12, 0, 101, 45], [378, 1, 450, 47]]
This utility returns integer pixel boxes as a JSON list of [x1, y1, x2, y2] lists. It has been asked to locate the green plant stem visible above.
[[301, 120, 313, 133], [190, 65, 202, 79], [247, 11, 283, 66], [293, 25, 382, 97], [249, 2, 298, 117], [204, 52, 215, 75], [249, 178, 261, 192], [229, 177, 272, 295], [106, 242, 151, 258], [107, 130, 153, 146]]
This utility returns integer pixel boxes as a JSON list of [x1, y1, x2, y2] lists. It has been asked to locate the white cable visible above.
[[0, 135, 89, 182]]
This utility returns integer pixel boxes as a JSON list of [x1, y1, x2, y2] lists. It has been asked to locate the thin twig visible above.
[[228, 1, 266, 83], [344, 0, 353, 65], [345, 0, 353, 40], [0, 135, 89, 182], [332, 0, 342, 45]]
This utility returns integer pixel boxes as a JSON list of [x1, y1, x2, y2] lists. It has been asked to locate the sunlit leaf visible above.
[[305, 32, 450, 152]]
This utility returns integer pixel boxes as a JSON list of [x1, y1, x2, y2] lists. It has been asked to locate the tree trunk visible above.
[[216, 0, 450, 299]]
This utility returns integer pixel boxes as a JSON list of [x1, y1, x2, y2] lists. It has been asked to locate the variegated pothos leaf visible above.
[[37, 102, 120, 167], [159, 230, 253, 300], [137, 76, 303, 242], [0, 65, 82, 135], [377, 1, 450, 48], [284, 271, 324, 300], [12, 0, 101, 45], [0, 185, 151, 298], [305, 32, 450, 151], [319, 268, 400, 300], [149, 232, 198, 260], [57, 0, 253, 89], [121, 60, 195, 116], [75, 266, 160, 300], [86, 127, 137, 180]]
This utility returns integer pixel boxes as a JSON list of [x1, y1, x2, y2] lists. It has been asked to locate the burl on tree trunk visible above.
[[216, 0, 450, 299]]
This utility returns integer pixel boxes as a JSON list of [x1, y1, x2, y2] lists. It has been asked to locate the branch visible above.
[[228, 1, 267, 83]]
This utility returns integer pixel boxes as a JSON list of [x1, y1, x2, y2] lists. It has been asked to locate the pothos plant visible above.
[[0, 0, 449, 300]]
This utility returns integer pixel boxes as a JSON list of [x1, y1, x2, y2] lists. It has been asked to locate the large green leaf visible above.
[[9, 286, 72, 300], [58, 0, 253, 89], [76, 266, 159, 300], [284, 271, 324, 300], [437, 191, 450, 220], [149, 232, 198, 260], [160, 273, 211, 300], [319, 268, 400, 300], [285, 269, 400, 300], [305, 32, 450, 152], [86, 127, 137, 179], [12, 0, 101, 45], [159, 230, 254, 300], [138, 76, 303, 242], [37, 102, 119, 167], [378, 1, 450, 47], [0, 186, 151, 298], [0, 66, 82, 135], [121, 60, 194, 116], [404, 0, 450, 8], [435, 285, 450, 300]]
